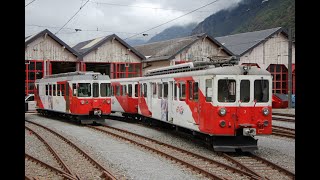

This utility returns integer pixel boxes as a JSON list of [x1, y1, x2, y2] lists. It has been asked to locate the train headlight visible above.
[[107, 100, 111, 104], [263, 120, 269, 127], [218, 108, 227, 116], [219, 120, 226, 128], [262, 108, 269, 116], [80, 100, 85, 105]]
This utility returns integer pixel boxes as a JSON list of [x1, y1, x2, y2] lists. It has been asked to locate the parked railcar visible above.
[[110, 77, 141, 119], [34, 71, 112, 124], [134, 62, 272, 152]]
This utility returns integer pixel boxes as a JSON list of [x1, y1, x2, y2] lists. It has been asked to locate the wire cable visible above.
[[124, 0, 220, 40], [25, 0, 36, 7], [55, 0, 90, 35]]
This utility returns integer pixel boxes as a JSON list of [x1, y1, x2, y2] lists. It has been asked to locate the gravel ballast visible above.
[[26, 114, 204, 180]]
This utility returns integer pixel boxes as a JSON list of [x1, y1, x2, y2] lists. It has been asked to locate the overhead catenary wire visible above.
[[124, 0, 220, 40], [55, 0, 90, 35], [25, 0, 36, 7]]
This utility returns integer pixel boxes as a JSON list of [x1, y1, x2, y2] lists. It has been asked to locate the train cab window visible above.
[[61, 84, 65, 96], [218, 79, 236, 102], [188, 81, 193, 100], [163, 82, 168, 98], [158, 83, 162, 99], [134, 84, 138, 97], [72, 83, 77, 96], [123, 85, 127, 96], [240, 80, 250, 102], [57, 84, 61, 96], [254, 80, 269, 102], [179, 82, 186, 101], [116, 85, 120, 96], [111, 85, 114, 96], [152, 83, 157, 98], [139, 83, 143, 97], [205, 79, 212, 102], [78, 83, 91, 97], [49, 84, 52, 96], [143, 83, 147, 97], [53, 84, 56, 96], [193, 82, 199, 101], [174, 83, 177, 100], [45, 85, 48, 95], [128, 84, 132, 97], [93, 83, 99, 97], [100, 83, 111, 97]]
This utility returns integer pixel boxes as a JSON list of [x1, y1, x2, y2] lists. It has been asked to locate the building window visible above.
[[267, 64, 288, 94], [112, 63, 142, 79], [25, 60, 44, 95]]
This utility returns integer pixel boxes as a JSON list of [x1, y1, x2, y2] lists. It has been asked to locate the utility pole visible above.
[[287, 28, 293, 108]]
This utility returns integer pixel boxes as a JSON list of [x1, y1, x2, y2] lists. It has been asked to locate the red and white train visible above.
[[110, 62, 272, 151], [34, 71, 112, 124]]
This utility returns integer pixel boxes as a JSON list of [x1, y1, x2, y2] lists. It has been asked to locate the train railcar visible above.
[[136, 62, 272, 152], [110, 77, 141, 119], [34, 71, 112, 124]]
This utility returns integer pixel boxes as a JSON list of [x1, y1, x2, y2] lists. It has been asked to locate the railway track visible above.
[[222, 152, 295, 180], [89, 124, 260, 180], [272, 113, 295, 123], [89, 124, 295, 180], [25, 153, 75, 180], [272, 125, 295, 139], [272, 113, 295, 118], [25, 120, 117, 180]]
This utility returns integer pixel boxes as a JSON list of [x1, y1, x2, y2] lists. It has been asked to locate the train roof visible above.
[[140, 65, 271, 81], [35, 71, 110, 83]]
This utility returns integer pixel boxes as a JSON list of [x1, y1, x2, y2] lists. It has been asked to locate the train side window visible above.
[[152, 83, 157, 98], [143, 83, 147, 97], [49, 84, 52, 96], [158, 83, 162, 99], [93, 83, 99, 97], [128, 84, 132, 97], [116, 85, 120, 96], [61, 84, 65, 96], [254, 80, 269, 102], [57, 84, 61, 96], [218, 79, 236, 102], [188, 81, 193, 100], [205, 79, 212, 102], [111, 85, 114, 96], [45, 85, 48, 95], [163, 82, 168, 98], [139, 83, 143, 97], [193, 82, 198, 101], [36, 84, 39, 96], [179, 82, 186, 101], [174, 83, 177, 100], [240, 80, 250, 102], [134, 84, 138, 97], [72, 83, 77, 96], [123, 85, 127, 96], [53, 84, 56, 96]]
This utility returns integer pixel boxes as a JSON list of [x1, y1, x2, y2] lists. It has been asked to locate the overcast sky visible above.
[[25, 0, 243, 46]]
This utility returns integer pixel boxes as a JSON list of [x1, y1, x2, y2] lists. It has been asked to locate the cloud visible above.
[[25, 0, 243, 45]]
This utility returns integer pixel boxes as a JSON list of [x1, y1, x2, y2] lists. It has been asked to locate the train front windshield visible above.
[[78, 83, 91, 97]]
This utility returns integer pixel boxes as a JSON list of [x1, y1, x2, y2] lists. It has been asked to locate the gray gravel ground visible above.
[[25, 113, 295, 178], [26, 114, 205, 180], [272, 120, 295, 129]]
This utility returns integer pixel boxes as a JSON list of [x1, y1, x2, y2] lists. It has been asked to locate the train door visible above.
[[198, 76, 214, 131], [168, 81, 174, 122], [148, 82, 152, 111], [66, 82, 70, 113]]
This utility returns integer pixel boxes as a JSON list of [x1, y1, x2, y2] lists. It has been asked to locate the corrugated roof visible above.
[[215, 27, 284, 56], [134, 33, 234, 62], [25, 29, 80, 57], [72, 34, 146, 60]]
